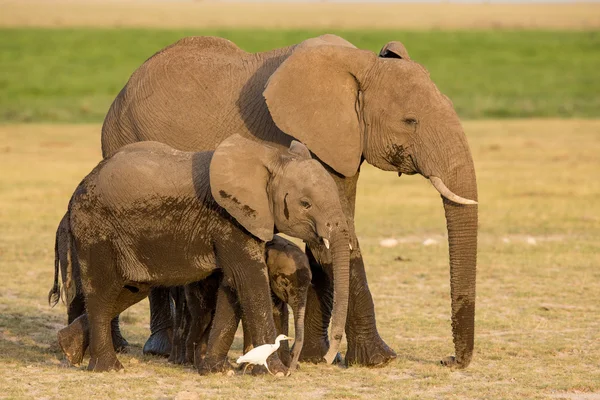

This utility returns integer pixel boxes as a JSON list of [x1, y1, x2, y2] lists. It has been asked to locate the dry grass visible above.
[[1, 0, 600, 30], [1, 120, 600, 399]]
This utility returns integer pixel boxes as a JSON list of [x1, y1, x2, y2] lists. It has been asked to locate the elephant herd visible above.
[[48, 34, 478, 376]]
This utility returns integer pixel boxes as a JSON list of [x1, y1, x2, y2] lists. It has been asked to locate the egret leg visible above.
[[264, 362, 274, 376], [242, 363, 249, 375]]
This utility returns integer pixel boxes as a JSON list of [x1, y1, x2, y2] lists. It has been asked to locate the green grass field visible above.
[[1, 29, 599, 123], [1, 120, 599, 399]]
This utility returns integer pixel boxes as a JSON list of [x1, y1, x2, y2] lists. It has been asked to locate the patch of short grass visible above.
[[1, 29, 599, 123], [0, 120, 599, 399]]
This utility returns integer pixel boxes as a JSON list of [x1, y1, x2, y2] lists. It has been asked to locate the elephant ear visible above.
[[379, 41, 411, 61], [263, 44, 377, 178], [288, 140, 312, 160], [210, 134, 277, 242]]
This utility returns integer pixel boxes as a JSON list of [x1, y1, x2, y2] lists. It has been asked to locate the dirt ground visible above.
[[1, 119, 599, 399], [1, 0, 599, 30]]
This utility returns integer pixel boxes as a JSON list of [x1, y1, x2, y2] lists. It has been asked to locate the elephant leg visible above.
[[185, 273, 220, 366], [299, 249, 333, 363], [236, 276, 286, 376], [88, 284, 149, 371], [272, 297, 291, 367], [179, 300, 192, 365], [142, 287, 173, 357], [67, 292, 86, 324], [193, 314, 214, 368], [67, 291, 128, 354], [86, 290, 122, 372], [343, 243, 396, 367], [302, 242, 397, 367], [241, 315, 253, 354], [198, 283, 239, 375], [58, 313, 89, 366], [168, 286, 186, 364], [110, 316, 129, 353]]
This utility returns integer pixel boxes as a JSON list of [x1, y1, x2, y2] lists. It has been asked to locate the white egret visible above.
[[236, 334, 294, 375]]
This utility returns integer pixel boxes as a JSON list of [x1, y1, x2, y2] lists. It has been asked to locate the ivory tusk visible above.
[[323, 238, 330, 250], [349, 243, 353, 251], [429, 176, 478, 205]]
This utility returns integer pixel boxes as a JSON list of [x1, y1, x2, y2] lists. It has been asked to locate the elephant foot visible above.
[[440, 355, 469, 369], [88, 353, 123, 372], [197, 355, 235, 375], [142, 328, 172, 357], [57, 315, 89, 366], [168, 343, 188, 365], [298, 336, 329, 364], [345, 335, 396, 367]]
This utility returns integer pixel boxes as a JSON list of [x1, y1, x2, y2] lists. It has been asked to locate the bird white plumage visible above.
[[236, 334, 294, 375]]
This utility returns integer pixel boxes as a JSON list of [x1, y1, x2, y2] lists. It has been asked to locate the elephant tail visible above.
[[48, 224, 61, 307]]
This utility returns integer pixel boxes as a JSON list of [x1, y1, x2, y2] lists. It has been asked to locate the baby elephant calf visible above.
[[169, 235, 311, 373], [50, 134, 350, 373]]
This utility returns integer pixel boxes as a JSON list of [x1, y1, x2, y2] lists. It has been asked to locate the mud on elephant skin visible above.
[[52, 135, 350, 373], [101, 34, 478, 368]]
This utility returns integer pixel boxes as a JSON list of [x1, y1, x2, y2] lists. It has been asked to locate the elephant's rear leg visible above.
[[87, 284, 149, 372], [58, 313, 89, 366], [67, 292, 128, 354]]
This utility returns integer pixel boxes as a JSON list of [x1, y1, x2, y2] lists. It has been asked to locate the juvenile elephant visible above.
[[102, 34, 478, 368], [53, 135, 350, 373], [169, 235, 311, 372]]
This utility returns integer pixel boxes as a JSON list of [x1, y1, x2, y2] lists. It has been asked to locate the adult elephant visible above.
[[101, 34, 478, 368]]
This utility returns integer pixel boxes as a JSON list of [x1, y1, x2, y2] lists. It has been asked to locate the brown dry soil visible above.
[[1, 0, 599, 30], [1, 119, 599, 399]]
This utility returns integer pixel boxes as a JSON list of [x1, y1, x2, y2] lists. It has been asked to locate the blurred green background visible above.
[[1, 29, 599, 123]]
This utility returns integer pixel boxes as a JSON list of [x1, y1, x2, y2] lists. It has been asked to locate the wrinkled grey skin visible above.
[[51, 136, 350, 373], [102, 34, 478, 368], [169, 235, 311, 373]]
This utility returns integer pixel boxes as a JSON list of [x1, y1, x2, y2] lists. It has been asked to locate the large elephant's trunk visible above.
[[322, 227, 351, 364], [443, 187, 477, 368], [416, 122, 478, 368]]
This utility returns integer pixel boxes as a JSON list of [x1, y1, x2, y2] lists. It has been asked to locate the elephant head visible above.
[[263, 39, 478, 368], [209, 134, 350, 363]]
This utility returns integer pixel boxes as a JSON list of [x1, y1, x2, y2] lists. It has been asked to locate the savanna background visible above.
[[1, 1, 599, 399]]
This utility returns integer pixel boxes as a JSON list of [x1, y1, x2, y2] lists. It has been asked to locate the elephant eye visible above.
[[403, 117, 418, 126], [300, 199, 312, 210]]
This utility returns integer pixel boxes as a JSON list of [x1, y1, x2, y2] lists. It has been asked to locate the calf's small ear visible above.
[[289, 140, 312, 160], [210, 134, 276, 242]]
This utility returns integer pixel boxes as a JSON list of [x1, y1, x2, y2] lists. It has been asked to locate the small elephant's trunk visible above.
[[323, 228, 350, 364], [290, 300, 306, 371]]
